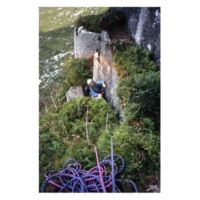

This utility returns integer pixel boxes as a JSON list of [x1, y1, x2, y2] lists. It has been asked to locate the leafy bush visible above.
[[62, 58, 93, 90], [75, 14, 104, 33], [97, 123, 160, 191], [39, 41, 160, 193], [109, 42, 160, 190], [40, 8, 160, 192], [39, 97, 118, 190], [39, 133, 67, 187], [58, 97, 118, 140], [75, 8, 127, 35], [114, 41, 160, 132]]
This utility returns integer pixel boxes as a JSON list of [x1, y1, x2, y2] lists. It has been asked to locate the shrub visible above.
[[39, 41, 160, 192], [97, 123, 160, 191], [75, 8, 127, 35], [62, 58, 93, 91], [114, 41, 160, 132], [39, 97, 118, 189], [75, 14, 104, 33], [110, 42, 160, 190], [59, 97, 118, 141]]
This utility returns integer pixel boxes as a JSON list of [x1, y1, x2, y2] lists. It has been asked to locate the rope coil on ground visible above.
[[42, 153, 138, 192]]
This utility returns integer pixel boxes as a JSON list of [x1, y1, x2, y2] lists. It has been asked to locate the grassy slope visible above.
[[39, 7, 108, 77]]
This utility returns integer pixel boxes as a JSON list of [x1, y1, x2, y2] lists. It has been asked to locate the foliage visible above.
[[39, 42, 160, 192], [39, 8, 160, 192], [62, 58, 93, 91], [39, 132, 67, 187], [40, 94, 160, 192], [39, 7, 108, 115], [97, 123, 160, 191], [39, 96, 158, 191], [39, 57, 93, 115], [114, 41, 160, 132], [39, 97, 118, 190], [103, 41, 160, 190], [75, 14, 104, 32], [75, 8, 127, 35]]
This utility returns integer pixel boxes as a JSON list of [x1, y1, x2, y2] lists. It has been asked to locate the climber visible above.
[[87, 79, 107, 99]]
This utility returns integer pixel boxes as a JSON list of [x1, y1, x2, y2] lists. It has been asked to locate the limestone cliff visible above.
[[93, 32, 122, 113], [111, 7, 160, 64], [74, 27, 122, 116], [73, 7, 160, 117], [98, 7, 160, 64], [74, 26, 102, 58]]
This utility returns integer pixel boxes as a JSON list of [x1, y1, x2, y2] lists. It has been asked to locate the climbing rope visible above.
[[42, 139, 138, 192], [85, 104, 90, 142], [94, 145, 106, 192], [111, 136, 115, 192]]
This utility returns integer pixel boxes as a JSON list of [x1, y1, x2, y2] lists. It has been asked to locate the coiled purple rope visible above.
[[42, 155, 138, 192], [42, 143, 138, 192]]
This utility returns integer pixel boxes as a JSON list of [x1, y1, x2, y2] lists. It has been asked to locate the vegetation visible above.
[[39, 42, 160, 191], [39, 8, 160, 192], [114, 41, 160, 133], [113, 41, 160, 189], [39, 7, 108, 114], [39, 97, 119, 190], [39, 57, 93, 115], [75, 14, 104, 33], [62, 58, 93, 91], [39, 97, 159, 191], [97, 123, 160, 190], [75, 8, 127, 37]]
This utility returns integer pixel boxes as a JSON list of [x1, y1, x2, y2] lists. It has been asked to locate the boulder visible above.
[[66, 86, 84, 101]]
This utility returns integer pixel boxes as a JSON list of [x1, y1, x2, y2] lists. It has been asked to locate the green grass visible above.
[[39, 7, 108, 32]]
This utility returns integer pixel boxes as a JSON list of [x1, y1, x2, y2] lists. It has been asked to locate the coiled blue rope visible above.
[[42, 138, 138, 192]]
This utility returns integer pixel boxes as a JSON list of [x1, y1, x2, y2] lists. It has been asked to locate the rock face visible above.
[[74, 27, 122, 116], [93, 32, 122, 113], [74, 26, 102, 58], [73, 7, 160, 116], [66, 86, 84, 101], [111, 7, 160, 64]]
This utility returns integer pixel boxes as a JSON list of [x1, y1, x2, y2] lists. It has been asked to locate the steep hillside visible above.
[[39, 7, 108, 113]]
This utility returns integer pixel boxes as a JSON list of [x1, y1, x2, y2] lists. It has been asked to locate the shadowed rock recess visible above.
[[99, 7, 160, 64], [116, 7, 160, 64]]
